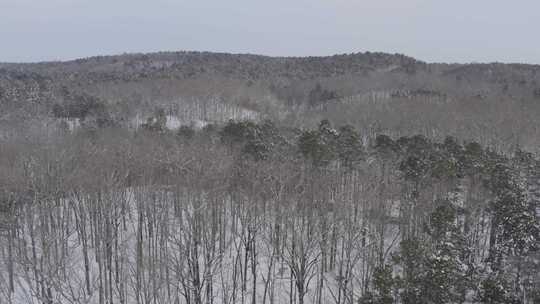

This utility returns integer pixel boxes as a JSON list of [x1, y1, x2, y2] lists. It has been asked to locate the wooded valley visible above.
[[0, 51, 539, 304]]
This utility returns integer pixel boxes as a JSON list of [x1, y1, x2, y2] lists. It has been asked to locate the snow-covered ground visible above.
[[0, 187, 408, 304]]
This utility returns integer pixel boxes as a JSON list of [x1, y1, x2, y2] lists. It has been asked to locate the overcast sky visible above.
[[1, 0, 539, 63]]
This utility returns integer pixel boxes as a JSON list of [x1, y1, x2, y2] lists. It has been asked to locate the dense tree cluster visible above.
[[0, 120, 538, 304], [307, 84, 339, 108], [52, 92, 107, 119]]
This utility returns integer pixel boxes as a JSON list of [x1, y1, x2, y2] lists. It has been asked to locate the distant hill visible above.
[[1, 51, 540, 151]]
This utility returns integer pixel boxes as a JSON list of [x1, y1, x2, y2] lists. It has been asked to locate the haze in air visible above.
[[0, 1, 539, 304]]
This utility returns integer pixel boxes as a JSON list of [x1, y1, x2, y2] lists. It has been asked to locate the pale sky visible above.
[[1, 0, 539, 64]]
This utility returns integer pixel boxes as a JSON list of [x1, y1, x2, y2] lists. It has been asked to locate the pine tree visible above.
[[395, 237, 426, 304], [423, 200, 470, 304], [372, 265, 394, 304], [478, 273, 521, 304], [298, 120, 338, 166]]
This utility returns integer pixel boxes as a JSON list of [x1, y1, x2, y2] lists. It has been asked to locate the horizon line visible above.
[[1, 49, 539, 67]]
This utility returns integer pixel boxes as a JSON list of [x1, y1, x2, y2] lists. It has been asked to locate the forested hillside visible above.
[[0, 51, 539, 303], [2, 51, 540, 152]]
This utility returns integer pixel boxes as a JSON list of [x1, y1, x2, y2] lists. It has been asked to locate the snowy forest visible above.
[[1, 51, 540, 304], [0, 117, 538, 304]]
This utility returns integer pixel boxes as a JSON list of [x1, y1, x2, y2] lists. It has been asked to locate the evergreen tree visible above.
[[478, 273, 521, 304], [372, 265, 394, 304], [298, 120, 338, 166], [487, 162, 539, 263], [336, 125, 364, 169], [423, 200, 470, 304], [395, 237, 426, 304]]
